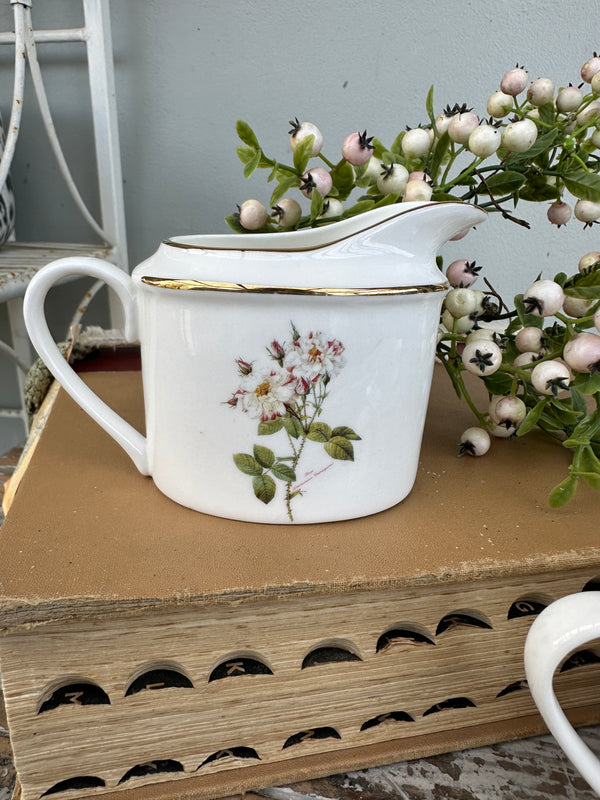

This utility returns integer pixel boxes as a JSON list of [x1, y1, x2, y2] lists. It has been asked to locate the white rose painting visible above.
[[227, 323, 361, 521]]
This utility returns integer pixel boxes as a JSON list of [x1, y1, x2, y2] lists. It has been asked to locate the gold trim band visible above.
[[140, 276, 448, 296]]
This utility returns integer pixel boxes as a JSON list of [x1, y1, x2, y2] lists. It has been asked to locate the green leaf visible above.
[[307, 422, 332, 442], [283, 415, 304, 439], [253, 444, 275, 469], [310, 189, 324, 222], [482, 370, 514, 395], [562, 170, 600, 202], [237, 145, 257, 165], [570, 386, 588, 415], [243, 149, 262, 179], [236, 120, 260, 149], [425, 85, 435, 126], [538, 102, 556, 126], [563, 266, 600, 299], [390, 131, 405, 154], [344, 199, 376, 217], [324, 436, 354, 461], [548, 474, 578, 507], [579, 444, 600, 489], [428, 131, 451, 182], [332, 426, 362, 440], [270, 175, 300, 208], [233, 453, 263, 476], [330, 159, 356, 201], [573, 372, 600, 395], [370, 137, 387, 159], [483, 170, 526, 195], [252, 473, 276, 504], [519, 174, 559, 202], [258, 418, 285, 435], [225, 214, 247, 234], [564, 407, 600, 447], [516, 398, 548, 437], [292, 134, 314, 174], [270, 463, 297, 482]]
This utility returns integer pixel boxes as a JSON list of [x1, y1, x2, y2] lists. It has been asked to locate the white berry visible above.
[[531, 359, 571, 395], [574, 199, 600, 223], [501, 118, 538, 153], [289, 120, 323, 157], [556, 85, 583, 113], [461, 340, 503, 375], [402, 179, 433, 202], [515, 326, 546, 353], [238, 199, 269, 230], [448, 112, 479, 144], [459, 427, 491, 456], [402, 128, 431, 158], [523, 279, 565, 316], [468, 124, 501, 158], [487, 91, 513, 118], [377, 163, 409, 196]]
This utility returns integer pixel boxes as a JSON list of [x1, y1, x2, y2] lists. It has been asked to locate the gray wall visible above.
[[1, 0, 599, 451]]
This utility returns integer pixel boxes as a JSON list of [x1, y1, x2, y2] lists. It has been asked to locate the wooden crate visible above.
[[0, 369, 599, 800]]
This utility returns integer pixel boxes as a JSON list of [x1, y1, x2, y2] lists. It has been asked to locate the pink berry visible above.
[[446, 259, 481, 288], [341, 130, 374, 166], [563, 332, 600, 374], [527, 78, 555, 106], [237, 199, 269, 230], [448, 112, 479, 144], [547, 200, 571, 227], [500, 67, 528, 96], [300, 167, 332, 198]]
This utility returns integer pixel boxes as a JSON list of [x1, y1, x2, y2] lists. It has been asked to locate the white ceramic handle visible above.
[[23, 257, 149, 474], [524, 592, 600, 794]]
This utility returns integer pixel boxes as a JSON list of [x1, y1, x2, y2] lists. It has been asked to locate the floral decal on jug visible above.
[[227, 323, 361, 521]]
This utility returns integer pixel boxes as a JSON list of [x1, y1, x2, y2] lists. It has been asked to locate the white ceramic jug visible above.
[[524, 592, 600, 795], [24, 201, 485, 524]]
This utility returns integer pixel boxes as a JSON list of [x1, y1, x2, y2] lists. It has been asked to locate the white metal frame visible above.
[[0, 0, 127, 437]]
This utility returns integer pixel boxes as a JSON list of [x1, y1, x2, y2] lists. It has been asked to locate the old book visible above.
[[0, 368, 599, 800]]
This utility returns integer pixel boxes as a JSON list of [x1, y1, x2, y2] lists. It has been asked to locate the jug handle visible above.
[[23, 257, 149, 475], [524, 591, 600, 794]]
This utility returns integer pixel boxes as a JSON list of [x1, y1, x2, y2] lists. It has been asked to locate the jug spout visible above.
[[347, 200, 487, 260]]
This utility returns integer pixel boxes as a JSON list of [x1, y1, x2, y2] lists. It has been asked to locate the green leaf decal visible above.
[[254, 445, 275, 469], [270, 463, 297, 482], [332, 426, 362, 440], [283, 415, 304, 439], [307, 422, 332, 442], [233, 453, 263, 476], [236, 120, 260, 149], [548, 474, 578, 507], [258, 418, 284, 435], [252, 474, 276, 504], [324, 436, 354, 461]]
